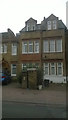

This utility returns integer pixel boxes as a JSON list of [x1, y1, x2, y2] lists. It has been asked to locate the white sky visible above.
[[0, 0, 67, 34]]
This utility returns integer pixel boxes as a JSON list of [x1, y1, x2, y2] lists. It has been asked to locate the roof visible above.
[[25, 17, 37, 23], [46, 14, 58, 20]]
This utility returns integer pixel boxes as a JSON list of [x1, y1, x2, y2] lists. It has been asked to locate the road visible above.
[[2, 101, 66, 118]]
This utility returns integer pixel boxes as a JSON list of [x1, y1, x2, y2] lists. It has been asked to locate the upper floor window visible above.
[[0, 44, 7, 54], [56, 40, 62, 52], [22, 41, 28, 53], [12, 43, 17, 55], [43, 40, 49, 53], [22, 40, 39, 54], [53, 20, 57, 29], [47, 21, 51, 30], [50, 40, 55, 52], [34, 41, 39, 53], [43, 39, 62, 53], [28, 41, 33, 53]]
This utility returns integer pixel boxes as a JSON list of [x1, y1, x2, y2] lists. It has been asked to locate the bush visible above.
[[17, 71, 23, 84], [37, 68, 43, 85]]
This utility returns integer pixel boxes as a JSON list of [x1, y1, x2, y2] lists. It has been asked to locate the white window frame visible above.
[[56, 39, 62, 52], [43, 40, 49, 53], [50, 63, 56, 75], [0, 44, 2, 54], [22, 41, 28, 54], [57, 62, 63, 75], [47, 21, 51, 30], [28, 41, 33, 53], [12, 43, 17, 55], [50, 40, 55, 52], [0, 44, 7, 54], [43, 63, 49, 75], [3, 44, 7, 53], [11, 64, 16, 76], [27, 24, 29, 31], [53, 20, 57, 29], [34, 41, 39, 53], [22, 63, 27, 70]]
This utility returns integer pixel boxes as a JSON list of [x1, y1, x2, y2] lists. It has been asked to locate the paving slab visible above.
[[2, 82, 66, 105]]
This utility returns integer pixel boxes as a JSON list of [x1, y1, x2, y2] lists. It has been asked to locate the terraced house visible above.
[[1, 14, 68, 83]]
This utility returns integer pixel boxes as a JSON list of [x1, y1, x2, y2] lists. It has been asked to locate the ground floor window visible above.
[[50, 63, 56, 75], [11, 64, 16, 76], [22, 63, 39, 70], [43, 62, 63, 76], [57, 63, 63, 75], [43, 63, 49, 75]]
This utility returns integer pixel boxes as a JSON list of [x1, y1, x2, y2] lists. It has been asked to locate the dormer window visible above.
[[27, 25, 29, 31], [47, 21, 51, 30], [53, 20, 57, 29], [32, 25, 35, 30]]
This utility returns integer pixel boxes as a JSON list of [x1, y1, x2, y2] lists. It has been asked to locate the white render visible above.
[[43, 75, 66, 83]]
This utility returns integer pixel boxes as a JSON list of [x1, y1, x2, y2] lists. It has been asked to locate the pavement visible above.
[[2, 82, 66, 105]]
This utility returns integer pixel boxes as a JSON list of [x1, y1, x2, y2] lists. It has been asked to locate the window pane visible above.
[[28, 41, 33, 53], [11, 64, 16, 76], [43, 40, 49, 52], [12, 43, 17, 55], [0, 44, 2, 53], [4, 44, 7, 53], [53, 20, 57, 29], [50, 63, 55, 75], [34, 41, 39, 53], [22, 63, 27, 70], [50, 40, 55, 52], [22, 41, 27, 53], [56, 40, 62, 52], [57, 63, 63, 75], [44, 63, 49, 75], [47, 21, 51, 30]]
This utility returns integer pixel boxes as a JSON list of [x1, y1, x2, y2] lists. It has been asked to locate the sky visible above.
[[0, 0, 67, 34]]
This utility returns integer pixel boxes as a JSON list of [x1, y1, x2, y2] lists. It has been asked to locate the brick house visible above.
[[0, 14, 68, 83]]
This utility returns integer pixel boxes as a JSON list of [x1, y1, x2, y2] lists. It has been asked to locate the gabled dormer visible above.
[[25, 17, 37, 31], [46, 14, 58, 30]]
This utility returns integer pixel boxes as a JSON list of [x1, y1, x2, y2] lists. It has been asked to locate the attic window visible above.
[[27, 25, 29, 31], [33, 25, 35, 30], [53, 20, 57, 29], [47, 21, 51, 30]]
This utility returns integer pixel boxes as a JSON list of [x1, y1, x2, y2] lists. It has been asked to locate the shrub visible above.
[[37, 68, 43, 85], [17, 71, 23, 84]]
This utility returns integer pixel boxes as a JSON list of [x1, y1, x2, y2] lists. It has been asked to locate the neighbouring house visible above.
[[0, 14, 68, 83]]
